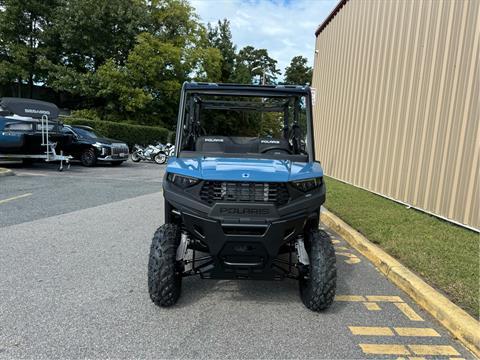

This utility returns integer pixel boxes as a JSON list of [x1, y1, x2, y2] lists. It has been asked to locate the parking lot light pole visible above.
[[251, 65, 266, 85]]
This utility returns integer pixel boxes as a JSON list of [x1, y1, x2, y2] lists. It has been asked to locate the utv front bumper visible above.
[[163, 180, 325, 280]]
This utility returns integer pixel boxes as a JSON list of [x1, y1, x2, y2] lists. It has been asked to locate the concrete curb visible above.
[[0, 167, 14, 177], [320, 208, 480, 358]]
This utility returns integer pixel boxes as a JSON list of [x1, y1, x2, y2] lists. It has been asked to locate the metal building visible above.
[[311, 0, 479, 231]]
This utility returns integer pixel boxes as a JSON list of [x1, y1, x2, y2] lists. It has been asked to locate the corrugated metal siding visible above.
[[312, 0, 480, 230]]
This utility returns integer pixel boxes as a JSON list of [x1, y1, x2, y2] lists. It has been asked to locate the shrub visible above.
[[64, 117, 170, 148]]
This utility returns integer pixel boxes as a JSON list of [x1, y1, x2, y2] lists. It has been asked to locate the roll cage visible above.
[[174, 82, 316, 162]]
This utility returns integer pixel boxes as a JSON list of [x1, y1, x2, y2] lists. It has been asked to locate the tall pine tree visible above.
[[207, 19, 236, 83]]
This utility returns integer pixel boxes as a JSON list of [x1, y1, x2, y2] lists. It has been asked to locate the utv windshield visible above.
[[177, 86, 313, 162]]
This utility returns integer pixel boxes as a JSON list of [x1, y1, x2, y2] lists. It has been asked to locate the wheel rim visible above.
[[155, 154, 166, 164], [82, 150, 95, 165]]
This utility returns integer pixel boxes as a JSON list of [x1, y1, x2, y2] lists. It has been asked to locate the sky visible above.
[[190, 0, 337, 77]]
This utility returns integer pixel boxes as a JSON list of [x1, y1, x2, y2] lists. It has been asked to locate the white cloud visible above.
[[190, 0, 337, 78]]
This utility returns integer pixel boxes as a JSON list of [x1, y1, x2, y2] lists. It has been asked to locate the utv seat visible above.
[[258, 138, 291, 154], [195, 136, 258, 153]]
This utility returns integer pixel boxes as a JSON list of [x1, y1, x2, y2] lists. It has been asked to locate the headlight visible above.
[[167, 173, 200, 189], [93, 142, 107, 155], [291, 177, 323, 192]]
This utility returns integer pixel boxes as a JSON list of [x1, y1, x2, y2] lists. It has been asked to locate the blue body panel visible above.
[[166, 157, 323, 182], [0, 117, 24, 149]]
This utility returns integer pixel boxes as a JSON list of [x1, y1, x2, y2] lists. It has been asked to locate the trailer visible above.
[[0, 98, 72, 171]]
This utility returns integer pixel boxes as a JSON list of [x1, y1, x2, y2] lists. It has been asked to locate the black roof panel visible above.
[[183, 82, 311, 96]]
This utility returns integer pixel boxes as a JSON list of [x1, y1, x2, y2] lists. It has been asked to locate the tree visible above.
[[284, 55, 312, 85], [50, 0, 146, 72], [233, 46, 280, 85], [44, 0, 146, 100], [0, 0, 284, 128], [0, 0, 59, 97], [207, 19, 236, 83], [90, 0, 221, 126]]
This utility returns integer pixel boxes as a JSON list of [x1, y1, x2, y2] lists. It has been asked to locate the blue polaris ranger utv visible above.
[[148, 83, 336, 311]]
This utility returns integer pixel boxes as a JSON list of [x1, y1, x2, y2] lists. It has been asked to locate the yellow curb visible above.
[[0, 167, 14, 177], [320, 208, 480, 358]]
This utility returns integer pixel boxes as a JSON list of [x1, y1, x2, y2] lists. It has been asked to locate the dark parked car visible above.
[[62, 125, 129, 166]]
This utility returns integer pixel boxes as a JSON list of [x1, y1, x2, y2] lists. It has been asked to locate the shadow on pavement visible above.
[[177, 275, 347, 314]]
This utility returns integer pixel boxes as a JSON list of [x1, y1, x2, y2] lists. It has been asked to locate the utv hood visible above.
[[166, 157, 324, 182]]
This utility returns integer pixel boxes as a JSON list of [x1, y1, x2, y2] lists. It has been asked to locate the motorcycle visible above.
[[163, 143, 175, 157], [153, 143, 175, 164], [131, 143, 167, 164]]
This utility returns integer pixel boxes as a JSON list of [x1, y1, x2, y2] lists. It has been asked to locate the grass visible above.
[[324, 176, 479, 318]]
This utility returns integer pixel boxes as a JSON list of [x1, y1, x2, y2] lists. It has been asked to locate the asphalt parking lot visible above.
[[0, 162, 473, 359], [0, 161, 164, 228]]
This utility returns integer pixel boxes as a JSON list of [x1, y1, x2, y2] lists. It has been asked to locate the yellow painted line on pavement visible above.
[[359, 344, 410, 355], [363, 302, 381, 311], [351, 326, 440, 338], [394, 327, 440, 337], [408, 345, 460, 356], [321, 209, 480, 358], [449, 358, 465, 360], [349, 326, 394, 336], [335, 251, 357, 258], [366, 295, 404, 302], [407, 357, 427, 360], [334, 295, 366, 302], [344, 257, 361, 264], [395, 302, 424, 321], [0, 193, 32, 204]]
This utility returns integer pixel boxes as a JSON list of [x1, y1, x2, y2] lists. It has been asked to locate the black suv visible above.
[[62, 125, 129, 166]]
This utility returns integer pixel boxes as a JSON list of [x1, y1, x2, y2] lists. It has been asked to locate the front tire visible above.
[[299, 229, 337, 311], [148, 224, 182, 307], [154, 152, 167, 164], [131, 151, 141, 162], [80, 148, 97, 167]]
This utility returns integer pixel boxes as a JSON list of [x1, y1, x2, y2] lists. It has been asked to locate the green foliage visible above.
[[70, 109, 101, 121], [259, 112, 284, 137], [49, 0, 146, 72], [96, 58, 153, 114], [50, 0, 221, 127], [284, 55, 313, 85], [0, 0, 60, 96], [208, 19, 236, 83], [0, 0, 310, 129], [234, 46, 280, 85], [65, 117, 170, 147]]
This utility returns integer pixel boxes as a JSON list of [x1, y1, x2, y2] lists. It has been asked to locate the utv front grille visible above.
[[200, 181, 289, 206]]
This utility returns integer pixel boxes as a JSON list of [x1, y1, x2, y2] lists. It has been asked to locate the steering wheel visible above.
[[260, 147, 293, 155]]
